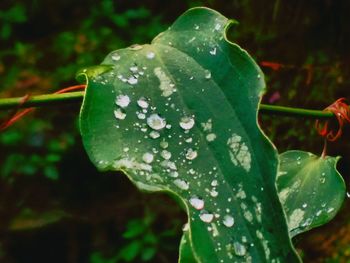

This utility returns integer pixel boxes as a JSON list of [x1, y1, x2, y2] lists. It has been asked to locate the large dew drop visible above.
[[147, 114, 166, 130], [127, 76, 138, 85], [137, 97, 149, 109], [179, 116, 195, 130], [199, 211, 214, 223], [189, 196, 204, 210], [223, 215, 234, 227], [115, 95, 130, 108], [114, 109, 126, 120], [111, 53, 121, 61], [161, 150, 171, 160], [233, 242, 247, 256], [142, 152, 154, 164]]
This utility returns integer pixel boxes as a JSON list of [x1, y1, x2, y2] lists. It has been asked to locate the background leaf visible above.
[[277, 150, 346, 237], [79, 7, 300, 262]]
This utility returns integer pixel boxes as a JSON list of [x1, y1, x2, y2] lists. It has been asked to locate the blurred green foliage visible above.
[[1, 0, 350, 262]]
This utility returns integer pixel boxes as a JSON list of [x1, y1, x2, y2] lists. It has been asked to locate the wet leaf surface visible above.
[[79, 7, 300, 262]]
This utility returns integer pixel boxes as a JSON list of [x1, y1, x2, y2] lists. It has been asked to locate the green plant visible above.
[[0, 6, 348, 263]]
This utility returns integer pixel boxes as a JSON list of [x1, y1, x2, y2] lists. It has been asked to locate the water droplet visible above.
[[209, 47, 217, 55], [111, 53, 121, 61], [173, 179, 189, 190], [146, 51, 155, 59], [204, 70, 211, 79], [127, 76, 138, 85], [194, 24, 200, 30], [233, 242, 246, 256], [199, 211, 214, 223], [206, 133, 216, 142], [147, 114, 166, 130], [211, 180, 218, 187], [130, 66, 138, 73], [210, 189, 218, 197], [161, 150, 171, 160], [223, 215, 234, 227], [182, 223, 189, 231], [189, 196, 204, 210], [142, 152, 154, 163], [137, 97, 149, 109], [185, 137, 193, 143], [302, 203, 307, 208], [114, 109, 126, 120], [169, 171, 179, 178], [215, 23, 221, 31], [185, 148, 198, 160], [149, 131, 160, 139], [161, 160, 177, 170], [160, 140, 168, 149], [180, 116, 195, 130], [128, 44, 143, 50], [137, 112, 146, 119], [115, 95, 130, 108], [327, 207, 335, 213], [347, 192, 350, 198]]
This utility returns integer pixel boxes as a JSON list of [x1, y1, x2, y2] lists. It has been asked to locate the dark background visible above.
[[0, 0, 350, 262]]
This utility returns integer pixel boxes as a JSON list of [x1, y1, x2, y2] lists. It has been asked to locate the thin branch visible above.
[[0, 91, 334, 119]]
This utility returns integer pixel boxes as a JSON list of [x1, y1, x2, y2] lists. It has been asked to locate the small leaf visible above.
[[277, 150, 346, 237], [79, 7, 300, 262]]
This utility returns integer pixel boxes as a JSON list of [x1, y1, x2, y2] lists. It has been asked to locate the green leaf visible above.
[[79, 7, 300, 262], [277, 150, 346, 237]]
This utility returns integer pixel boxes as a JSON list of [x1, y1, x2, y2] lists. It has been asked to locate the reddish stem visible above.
[[0, 84, 86, 131]]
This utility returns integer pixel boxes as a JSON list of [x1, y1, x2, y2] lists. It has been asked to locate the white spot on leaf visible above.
[[227, 133, 251, 172], [154, 67, 175, 97]]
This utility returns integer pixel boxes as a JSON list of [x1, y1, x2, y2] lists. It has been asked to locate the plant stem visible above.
[[0, 92, 85, 110], [0, 91, 334, 119]]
